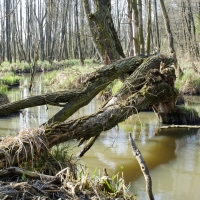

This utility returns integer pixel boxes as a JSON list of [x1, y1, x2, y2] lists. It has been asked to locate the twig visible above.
[[0, 167, 58, 181]]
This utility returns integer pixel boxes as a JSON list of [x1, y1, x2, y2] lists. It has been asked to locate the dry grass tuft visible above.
[[0, 127, 47, 167]]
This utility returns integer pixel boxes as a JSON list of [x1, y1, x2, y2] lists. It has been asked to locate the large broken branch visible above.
[[104, 54, 175, 106], [129, 133, 154, 200], [77, 55, 176, 157]]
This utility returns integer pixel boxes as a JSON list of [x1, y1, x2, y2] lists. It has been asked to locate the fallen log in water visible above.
[[161, 125, 200, 129], [0, 68, 177, 167]]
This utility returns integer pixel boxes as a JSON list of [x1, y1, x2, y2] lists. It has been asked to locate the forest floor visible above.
[[0, 165, 135, 200]]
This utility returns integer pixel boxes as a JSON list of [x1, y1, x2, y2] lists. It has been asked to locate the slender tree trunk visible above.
[[154, 0, 160, 52], [131, 0, 140, 55], [75, 0, 84, 66], [127, 0, 134, 56], [0, 3, 5, 62], [138, 0, 144, 55], [159, 0, 179, 75], [186, 0, 198, 58], [34, 5, 46, 62], [6, 0, 12, 63], [26, 0, 31, 63], [49, 2, 59, 63], [159, 0, 175, 54], [145, 0, 151, 55]]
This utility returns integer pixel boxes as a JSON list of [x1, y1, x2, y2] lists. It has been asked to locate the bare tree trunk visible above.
[[131, 0, 140, 55], [159, 0, 181, 78], [12, 0, 17, 63], [0, 2, 5, 62], [159, 0, 175, 54], [49, 2, 59, 63], [75, 0, 84, 66], [6, 0, 12, 63], [186, 0, 198, 58], [154, 0, 160, 52], [58, 0, 69, 60], [138, 0, 144, 55], [45, 1, 52, 62], [34, 1, 46, 62], [145, 0, 151, 55], [29, 42, 40, 91], [127, 0, 134, 56], [181, 1, 188, 55]]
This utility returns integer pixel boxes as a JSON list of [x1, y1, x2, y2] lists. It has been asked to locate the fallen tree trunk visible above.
[[0, 71, 177, 167], [0, 56, 144, 121]]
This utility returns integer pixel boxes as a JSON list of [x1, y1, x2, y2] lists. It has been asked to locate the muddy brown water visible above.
[[0, 74, 200, 200]]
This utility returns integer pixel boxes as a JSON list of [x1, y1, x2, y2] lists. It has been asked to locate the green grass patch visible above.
[[0, 85, 8, 94], [0, 73, 20, 86], [112, 80, 123, 95]]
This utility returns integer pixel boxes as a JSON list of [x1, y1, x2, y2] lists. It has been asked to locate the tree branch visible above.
[[129, 133, 154, 200]]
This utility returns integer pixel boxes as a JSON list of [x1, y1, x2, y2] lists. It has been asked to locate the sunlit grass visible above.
[[175, 69, 200, 94], [112, 80, 123, 95], [0, 73, 20, 86], [77, 166, 136, 199], [43, 60, 101, 90], [0, 59, 101, 73], [0, 85, 8, 94]]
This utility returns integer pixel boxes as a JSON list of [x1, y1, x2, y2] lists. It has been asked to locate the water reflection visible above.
[[0, 74, 200, 199]]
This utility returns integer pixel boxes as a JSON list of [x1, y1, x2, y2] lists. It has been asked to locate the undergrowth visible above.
[[175, 70, 200, 95], [0, 72, 20, 86]]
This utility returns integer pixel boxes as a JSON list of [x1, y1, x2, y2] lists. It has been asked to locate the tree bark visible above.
[[82, 0, 125, 63]]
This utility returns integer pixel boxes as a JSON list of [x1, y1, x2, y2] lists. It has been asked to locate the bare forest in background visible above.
[[0, 0, 200, 64]]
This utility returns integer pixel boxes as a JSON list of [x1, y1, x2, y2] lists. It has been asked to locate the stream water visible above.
[[1, 73, 200, 200]]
